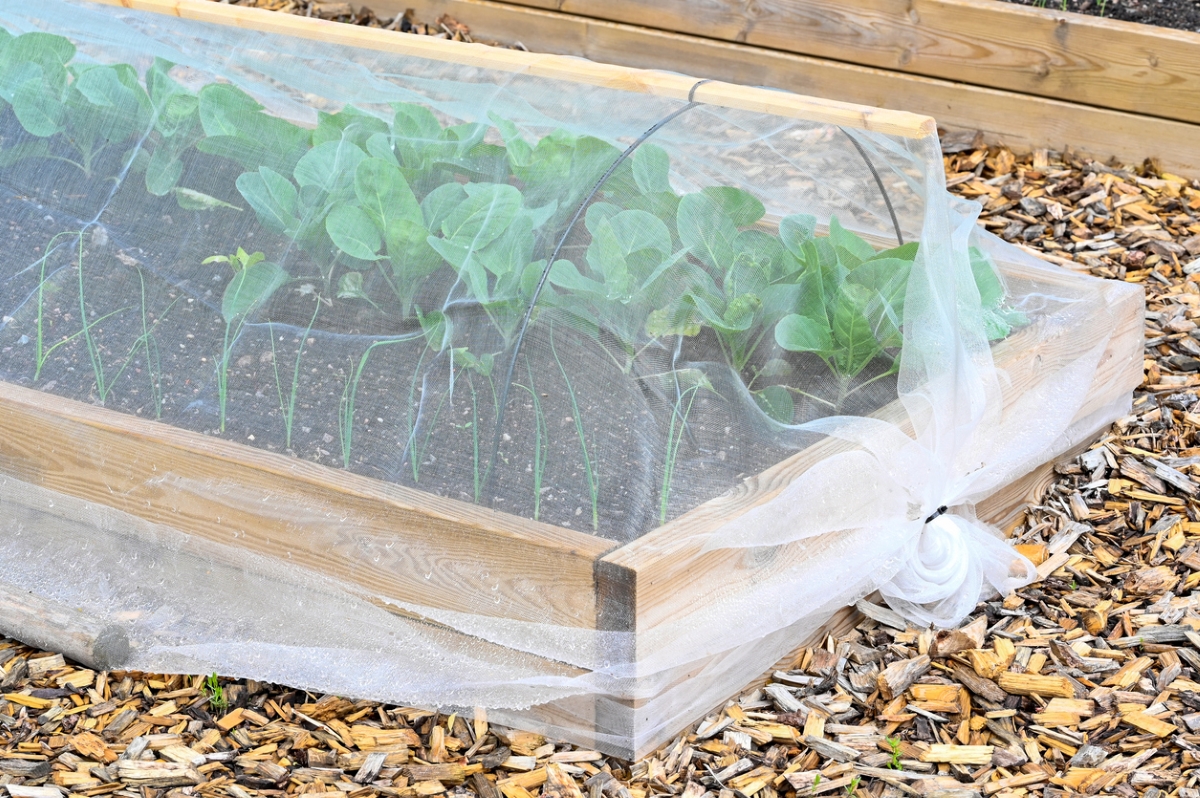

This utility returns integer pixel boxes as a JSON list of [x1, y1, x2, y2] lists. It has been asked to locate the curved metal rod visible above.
[[480, 80, 714, 506], [837, 127, 905, 247]]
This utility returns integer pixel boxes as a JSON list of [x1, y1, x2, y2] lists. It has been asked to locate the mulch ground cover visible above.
[[7, 5, 1200, 798]]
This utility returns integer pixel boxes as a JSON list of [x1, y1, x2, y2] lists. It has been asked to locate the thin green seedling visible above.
[[270, 301, 321, 449], [74, 233, 134, 403], [885, 737, 902, 770], [203, 673, 227, 712], [660, 380, 700, 524], [812, 774, 821, 789], [845, 775, 861, 798], [125, 269, 183, 418], [409, 385, 449, 485], [465, 374, 481, 502], [33, 230, 82, 380], [404, 346, 432, 483], [551, 327, 599, 531], [514, 359, 548, 521], [337, 333, 420, 467]]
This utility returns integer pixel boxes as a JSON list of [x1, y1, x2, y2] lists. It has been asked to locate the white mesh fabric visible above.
[[0, 0, 1142, 757]]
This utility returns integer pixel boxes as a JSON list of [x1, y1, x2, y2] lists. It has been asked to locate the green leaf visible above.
[[145, 145, 184, 196], [313, 106, 389, 149], [775, 313, 832, 354], [632, 143, 672, 195], [337, 271, 369, 300], [970, 247, 1005, 308], [677, 192, 738, 271], [701, 186, 764, 227], [326, 204, 383, 261], [293, 139, 367, 197], [421, 182, 467, 231], [12, 75, 63, 137], [753, 385, 794, 424], [832, 283, 883, 377], [0, 138, 51, 167], [222, 260, 286, 322], [440, 183, 522, 247], [779, 214, 817, 259], [236, 167, 299, 235], [386, 218, 442, 281], [646, 307, 701, 338], [829, 217, 876, 264], [354, 157, 421, 230], [198, 83, 262, 137], [173, 188, 242, 211]]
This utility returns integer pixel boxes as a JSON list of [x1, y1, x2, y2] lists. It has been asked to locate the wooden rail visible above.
[[491, 0, 1200, 127], [368, 0, 1200, 175], [96, 0, 935, 138]]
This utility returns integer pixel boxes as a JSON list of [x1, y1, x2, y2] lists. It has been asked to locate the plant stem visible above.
[[515, 358, 547, 521], [271, 302, 320, 449], [76, 232, 124, 402], [551, 327, 599, 531], [660, 382, 699, 524], [338, 334, 421, 468], [468, 374, 481, 503]]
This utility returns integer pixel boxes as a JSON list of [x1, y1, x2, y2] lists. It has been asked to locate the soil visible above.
[[0, 111, 900, 544], [997, 0, 1200, 32]]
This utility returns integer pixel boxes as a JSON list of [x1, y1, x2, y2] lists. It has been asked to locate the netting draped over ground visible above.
[[0, 0, 1140, 755]]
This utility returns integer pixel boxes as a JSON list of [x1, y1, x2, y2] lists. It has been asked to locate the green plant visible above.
[[449, 347, 497, 502], [845, 775, 861, 798], [515, 359, 548, 521], [336, 334, 421, 467], [886, 737, 902, 770], [270, 299, 321, 450], [127, 269, 183, 419], [812, 774, 821, 789], [551, 328, 599, 531], [659, 371, 708, 524], [205, 248, 286, 433], [203, 673, 227, 712], [74, 232, 137, 404]]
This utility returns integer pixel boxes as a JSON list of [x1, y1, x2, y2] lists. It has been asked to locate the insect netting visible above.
[[0, 0, 1141, 756]]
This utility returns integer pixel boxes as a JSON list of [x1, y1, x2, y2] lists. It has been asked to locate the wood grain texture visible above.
[[84, 0, 934, 138], [368, 0, 1200, 175], [0, 381, 611, 628], [622, 444, 1083, 760], [489, 0, 1200, 127], [0, 576, 131, 671], [603, 265, 1142, 644]]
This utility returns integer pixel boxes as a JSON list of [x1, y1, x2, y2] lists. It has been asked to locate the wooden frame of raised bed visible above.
[[366, 0, 1200, 176], [0, 0, 1144, 760]]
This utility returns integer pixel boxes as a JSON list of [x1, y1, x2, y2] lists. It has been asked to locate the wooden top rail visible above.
[[85, 0, 936, 138]]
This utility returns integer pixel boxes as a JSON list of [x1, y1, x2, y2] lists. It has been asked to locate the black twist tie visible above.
[[924, 505, 948, 524]]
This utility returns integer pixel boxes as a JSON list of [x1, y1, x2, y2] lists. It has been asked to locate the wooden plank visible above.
[[603, 266, 1143, 647], [85, 0, 935, 138], [618, 439, 1088, 760], [0, 380, 611, 628], [0, 578, 131, 670], [484, 0, 1200, 127], [368, 0, 1200, 175]]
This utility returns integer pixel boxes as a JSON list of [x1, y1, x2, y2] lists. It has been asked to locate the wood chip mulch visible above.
[[10, 9, 1200, 798]]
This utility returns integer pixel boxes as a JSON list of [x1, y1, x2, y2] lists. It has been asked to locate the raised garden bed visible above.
[[0, 0, 1144, 760], [366, 0, 1200, 174]]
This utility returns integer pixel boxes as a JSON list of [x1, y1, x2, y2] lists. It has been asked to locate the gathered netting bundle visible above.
[[0, 0, 1141, 756]]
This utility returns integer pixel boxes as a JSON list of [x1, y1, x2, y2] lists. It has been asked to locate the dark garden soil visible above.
[[998, 0, 1200, 32], [0, 114, 900, 543]]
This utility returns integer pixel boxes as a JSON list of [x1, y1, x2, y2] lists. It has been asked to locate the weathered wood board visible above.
[[368, 0, 1200, 175], [480, 0, 1200, 127]]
